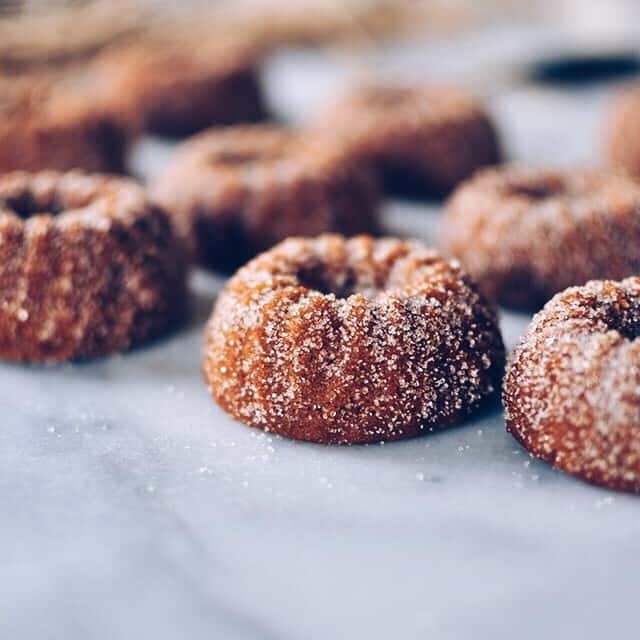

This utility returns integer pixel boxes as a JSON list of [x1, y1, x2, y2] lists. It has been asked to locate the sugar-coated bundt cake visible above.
[[204, 234, 505, 444]]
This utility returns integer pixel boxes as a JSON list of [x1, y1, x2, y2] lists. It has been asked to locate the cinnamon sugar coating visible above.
[[504, 278, 640, 493], [0, 171, 186, 362], [441, 166, 640, 310], [0, 68, 128, 173], [606, 84, 640, 180], [204, 235, 505, 444], [313, 85, 500, 197], [152, 126, 380, 271], [97, 30, 266, 136]]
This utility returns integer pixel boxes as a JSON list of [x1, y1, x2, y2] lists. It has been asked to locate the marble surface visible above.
[[2, 23, 640, 640]]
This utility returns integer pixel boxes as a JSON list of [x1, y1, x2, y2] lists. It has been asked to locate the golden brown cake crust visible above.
[[204, 234, 505, 444], [605, 84, 640, 180], [152, 125, 380, 271], [313, 85, 500, 196], [0, 69, 128, 174], [0, 171, 185, 362], [97, 31, 266, 136], [504, 278, 640, 493], [441, 166, 640, 310]]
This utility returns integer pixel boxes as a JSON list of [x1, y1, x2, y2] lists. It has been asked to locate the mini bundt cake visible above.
[[0, 171, 185, 362], [152, 125, 380, 270], [313, 85, 500, 197], [605, 83, 640, 180], [97, 29, 266, 136], [204, 234, 505, 444], [0, 67, 128, 173], [441, 166, 640, 309], [504, 278, 640, 492]]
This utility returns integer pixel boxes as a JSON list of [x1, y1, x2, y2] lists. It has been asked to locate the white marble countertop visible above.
[[2, 22, 639, 640]]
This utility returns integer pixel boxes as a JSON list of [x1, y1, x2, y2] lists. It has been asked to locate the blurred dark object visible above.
[[529, 52, 640, 86]]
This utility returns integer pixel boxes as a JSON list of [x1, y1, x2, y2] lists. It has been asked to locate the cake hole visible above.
[[604, 307, 640, 342], [506, 177, 565, 200], [616, 324, 640, 342], [297, 265, 361, 299], [4, 193, 65, 218]]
